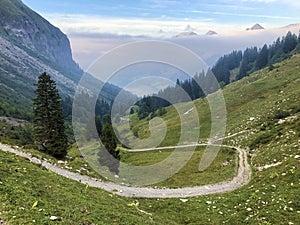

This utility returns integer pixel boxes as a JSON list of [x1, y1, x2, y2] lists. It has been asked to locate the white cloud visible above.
[[43, 13, 243, 38], [241, 0, 277, 2], [240, 0, 300, 7], [191, 10, 298, 20]]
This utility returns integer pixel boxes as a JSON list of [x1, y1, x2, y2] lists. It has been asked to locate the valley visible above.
[[1, 51, 299, 224], [0, 0, 299, 224]]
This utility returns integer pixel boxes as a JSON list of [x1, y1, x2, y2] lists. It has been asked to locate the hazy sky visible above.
[[21, 0, 300, 96], [23, 0, 300, 37]]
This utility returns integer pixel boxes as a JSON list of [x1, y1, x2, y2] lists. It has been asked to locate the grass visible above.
[[125, 54, 300, 167], [118, 98, 212, 147], [0, 54, 300, 224], [138, 157, 300, 225], [121, 146, 237, 188], [0, 151, 163, 224], [20, 143, 106, 181], [0, 147, 299, 224]]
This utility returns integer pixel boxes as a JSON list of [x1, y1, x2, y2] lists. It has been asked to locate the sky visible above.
[[22, 0, 300, 95], [23, 0, 300, 37]]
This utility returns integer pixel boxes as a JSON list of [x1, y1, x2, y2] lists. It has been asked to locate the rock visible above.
[[222, 162, 230, 167], [50, 216, 58, 221]]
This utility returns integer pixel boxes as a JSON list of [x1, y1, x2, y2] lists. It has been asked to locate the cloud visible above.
[[190, 10, 299, 20], [69, 22, 300, 72], [44, 13, 250, 39], [68, 33, 149, 70], [240, 0, 300, 7], [241, 0, 277, 2]]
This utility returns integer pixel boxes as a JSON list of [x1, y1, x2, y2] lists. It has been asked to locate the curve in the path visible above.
[[0, 143, 251, 198]]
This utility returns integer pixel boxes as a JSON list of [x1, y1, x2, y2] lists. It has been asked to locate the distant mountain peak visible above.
[[281, 22, 300, 29], [174, 31, 198, 38], [246, 24, 265, 31], [184, 24, 193, 32], [206, 30, 218, 36]]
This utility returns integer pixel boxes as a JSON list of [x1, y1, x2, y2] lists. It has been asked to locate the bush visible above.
[[249, 132, 273, 149], [274, 109, 290, 119]]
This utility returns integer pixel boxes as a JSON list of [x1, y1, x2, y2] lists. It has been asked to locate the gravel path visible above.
[[0, 143, 251, 198]]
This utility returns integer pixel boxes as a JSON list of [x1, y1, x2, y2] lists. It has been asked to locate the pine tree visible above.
[[283, 31, 298, 53], [33, 72, 68, 158], [255, 44, 269, 70], [99, 115, 120, 174]]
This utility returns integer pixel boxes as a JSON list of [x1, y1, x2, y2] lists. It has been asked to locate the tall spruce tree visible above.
[[255, 44, 269, 70], [33, 72, 68, 158], [99, 115, 120, 174]]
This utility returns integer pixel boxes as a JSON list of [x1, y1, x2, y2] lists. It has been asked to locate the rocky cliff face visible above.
[[0, 0, 80, 75], [0, 0, 84, 119], [0, 0, 136, 119]]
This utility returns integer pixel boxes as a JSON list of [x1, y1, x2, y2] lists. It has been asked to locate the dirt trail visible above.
[[0, 142, 251, 198]]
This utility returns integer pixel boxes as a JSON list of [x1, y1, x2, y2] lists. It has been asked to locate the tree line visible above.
[[135, 70, 220, 119], [213, 31, 300, 84], [136, 31, 300, 119]]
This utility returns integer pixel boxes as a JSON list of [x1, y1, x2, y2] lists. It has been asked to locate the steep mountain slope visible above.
[[0, 0, 82, 84], [0, 0, 82, 118], [124, 53, 299, 154], [0, 0, 135, 119], [0, 0, 81, 76], [116, 54, 299, 224]]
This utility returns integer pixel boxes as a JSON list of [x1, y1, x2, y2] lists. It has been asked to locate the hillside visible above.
[[0, 0, 136, 119], [0, 0, 80, 72], [0, 0, 83, 119], [0, 51, 299, 224]]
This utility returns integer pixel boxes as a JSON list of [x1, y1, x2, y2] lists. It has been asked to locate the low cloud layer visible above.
[[69, 23, 300, 71]]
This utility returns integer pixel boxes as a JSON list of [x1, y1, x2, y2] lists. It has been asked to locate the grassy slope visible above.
[[0, 55, 299, 224], [121, 147, 237, 188], [0, 150, 167, 224], [131, 54, 300, 224]]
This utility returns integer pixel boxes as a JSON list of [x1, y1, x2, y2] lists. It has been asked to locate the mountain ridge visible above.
[[0, 0, 136, 119]]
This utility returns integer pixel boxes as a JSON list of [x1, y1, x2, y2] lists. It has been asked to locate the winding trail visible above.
[[0, 142, 251, 198]]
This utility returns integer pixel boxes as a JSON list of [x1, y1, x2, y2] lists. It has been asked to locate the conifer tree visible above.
[[255, 44, 269, 69], [99, 115, 120, 174], [283, 31, 298, 53], [33, 72, 68, 158]]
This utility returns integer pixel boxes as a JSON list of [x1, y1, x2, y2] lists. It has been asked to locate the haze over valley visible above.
[[0, 0, 299, 224]]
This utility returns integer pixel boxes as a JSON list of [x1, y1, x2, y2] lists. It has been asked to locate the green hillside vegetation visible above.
[[127, 54, 299, 150], [0, 52, 299, 224], [121, 146, 237, 188], [0, 150, 163, 225], [136, 32, 300, 119], [0, 119, 33, 147]]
